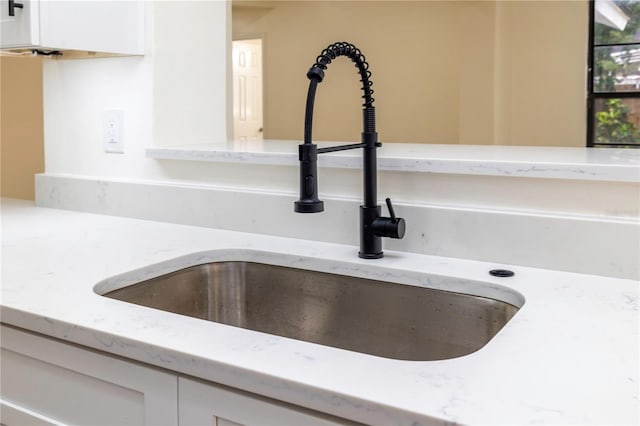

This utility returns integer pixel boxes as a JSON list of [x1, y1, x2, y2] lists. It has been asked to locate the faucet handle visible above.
[[385, 198, 397, 220], [372, 198, 406, 239]]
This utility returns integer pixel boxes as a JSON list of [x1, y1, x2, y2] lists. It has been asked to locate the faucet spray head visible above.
[[294, 143, 324, 213]]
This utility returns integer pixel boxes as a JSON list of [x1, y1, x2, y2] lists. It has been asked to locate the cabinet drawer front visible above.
[[0, 325, 177, 426], [179, 377, 355, 426]]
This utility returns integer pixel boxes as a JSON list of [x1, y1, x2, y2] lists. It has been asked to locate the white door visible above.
[[232, 39, 263, 142]]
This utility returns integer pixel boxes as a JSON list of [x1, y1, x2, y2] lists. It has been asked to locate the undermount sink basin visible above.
[[102, 261, 519, 361]]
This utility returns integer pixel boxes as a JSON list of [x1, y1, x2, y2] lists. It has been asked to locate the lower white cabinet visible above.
[[0, 325, 178, 425], [0, 325, 352, 426], [178, 377, 348, 426]]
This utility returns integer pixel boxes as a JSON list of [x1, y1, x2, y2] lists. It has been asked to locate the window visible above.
[[589, 0, 640, 147]]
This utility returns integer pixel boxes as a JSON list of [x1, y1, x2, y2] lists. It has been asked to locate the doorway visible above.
[[232, 38, 264, 142]]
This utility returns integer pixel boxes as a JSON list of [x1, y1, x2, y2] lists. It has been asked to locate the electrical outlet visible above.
[[103, 110, 124, 153]]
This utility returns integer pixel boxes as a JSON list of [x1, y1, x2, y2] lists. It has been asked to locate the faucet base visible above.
[[358, 251, 384, 259], [359, 205, 384, 259], [294, 199, 324, 213]]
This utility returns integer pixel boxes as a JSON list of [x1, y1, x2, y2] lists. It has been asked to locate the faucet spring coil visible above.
[[311, 41, 375, 108]]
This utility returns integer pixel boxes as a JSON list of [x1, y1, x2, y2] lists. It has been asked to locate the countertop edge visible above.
[[145, 141, 640, 182]]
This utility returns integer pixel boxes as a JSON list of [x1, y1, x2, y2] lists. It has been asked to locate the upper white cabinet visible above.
[[0, 0, 144, 55]]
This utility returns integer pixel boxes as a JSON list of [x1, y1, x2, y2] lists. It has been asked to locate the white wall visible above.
[[43, 0, 230, 179], [38, 1, 639, 280]]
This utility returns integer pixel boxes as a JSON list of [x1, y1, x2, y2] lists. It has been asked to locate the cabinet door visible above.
[[0, 0, 39, 48], [0, 0, 143, 54], [37, 0, 143, 54], [0, 324, 178, 426], [178, 377, 354, 426]]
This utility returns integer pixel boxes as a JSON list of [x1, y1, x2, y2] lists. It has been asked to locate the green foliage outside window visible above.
[[595, 99, 640, 143]]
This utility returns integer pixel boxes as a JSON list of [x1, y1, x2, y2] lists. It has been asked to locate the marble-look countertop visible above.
[[1, 199, 638, 425], [146, 140, 640, 182]]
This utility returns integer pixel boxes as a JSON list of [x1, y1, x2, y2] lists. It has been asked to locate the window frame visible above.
[[587, 0, 640, 148]]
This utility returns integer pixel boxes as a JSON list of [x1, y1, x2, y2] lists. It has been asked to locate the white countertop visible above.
[[146, 140, 640, 182], [1, 199, 638, 425]]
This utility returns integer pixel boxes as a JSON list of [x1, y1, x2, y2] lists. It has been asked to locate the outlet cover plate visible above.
[[103, 110, 124, 153]]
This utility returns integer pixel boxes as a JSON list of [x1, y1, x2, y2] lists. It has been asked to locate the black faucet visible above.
[[294, 42, 405, 259]]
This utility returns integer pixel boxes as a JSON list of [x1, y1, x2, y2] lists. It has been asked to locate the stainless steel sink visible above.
[[102, 262, 519, 361]]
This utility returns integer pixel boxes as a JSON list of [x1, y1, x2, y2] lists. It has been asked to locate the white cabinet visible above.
[[0, 0, 144, 55], [0, 325, 354, 426], [0, 325, 177, 426], [0, 0, 37, 48], [178, 377, 352, 426]]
